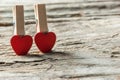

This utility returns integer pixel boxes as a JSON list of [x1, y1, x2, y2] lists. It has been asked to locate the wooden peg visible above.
[[13, 5, 25, 35], [34, 4, 48, 33]]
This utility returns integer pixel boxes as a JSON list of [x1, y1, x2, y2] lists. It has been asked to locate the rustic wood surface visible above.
[[0, 0, 120, 80]]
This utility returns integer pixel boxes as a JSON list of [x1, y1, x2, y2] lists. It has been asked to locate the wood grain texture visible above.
[[0, 0, 120, 80]]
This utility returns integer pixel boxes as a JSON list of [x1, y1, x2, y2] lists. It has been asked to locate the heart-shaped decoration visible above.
[[35, 32, 56, 53], [10, 35, 33, 56]]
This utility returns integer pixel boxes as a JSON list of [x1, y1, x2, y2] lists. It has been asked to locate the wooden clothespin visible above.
[[34, 4, 48, 33], [34, 4, 56, 53], [13, 5, 25, 35], [11, 5, 33, 56]]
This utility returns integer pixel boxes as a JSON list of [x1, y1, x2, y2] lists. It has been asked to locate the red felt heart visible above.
[[35, 32, 56, 53], [10, 35, 33, 56]]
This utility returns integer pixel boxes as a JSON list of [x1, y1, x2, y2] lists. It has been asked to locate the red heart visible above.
[[10, 35, 33, 56], [35, 32, 56, 53]]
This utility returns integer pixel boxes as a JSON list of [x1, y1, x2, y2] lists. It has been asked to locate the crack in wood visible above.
[[60, 73, 120, 79], [14, 59, 47, 63], [46, 64, 53, 71], [60, 42, 85, 46]]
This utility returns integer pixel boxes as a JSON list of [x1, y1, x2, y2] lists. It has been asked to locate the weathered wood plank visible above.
[[0, 1, 120, 26], [0, 0, 120, 80]]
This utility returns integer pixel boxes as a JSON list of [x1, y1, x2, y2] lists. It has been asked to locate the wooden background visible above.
[[0, 0, 120, 80]]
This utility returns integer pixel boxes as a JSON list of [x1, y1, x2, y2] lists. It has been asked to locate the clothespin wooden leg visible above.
[[13, 5, 25, 35], [34, 4, 48, 33], [10, 5, 33, 56], [34, 4, 56, 53]]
